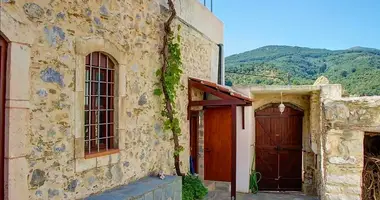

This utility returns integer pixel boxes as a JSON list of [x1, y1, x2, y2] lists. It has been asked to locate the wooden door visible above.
[[0, 35, 8, 199], [190, 111, 199, 173], [204, 107, 231, 181], [255, 104, 303, 191]]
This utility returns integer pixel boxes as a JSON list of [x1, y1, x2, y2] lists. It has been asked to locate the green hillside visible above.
[[225, 45, 380, 96]]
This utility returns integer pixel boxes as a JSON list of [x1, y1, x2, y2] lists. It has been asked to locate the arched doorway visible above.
[[0, 35, 8, 198], [255, 103, 303, 191]]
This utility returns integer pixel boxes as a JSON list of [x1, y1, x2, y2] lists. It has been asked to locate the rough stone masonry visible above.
[[321, 97, 380, 200], [1, 0, 220, 199]]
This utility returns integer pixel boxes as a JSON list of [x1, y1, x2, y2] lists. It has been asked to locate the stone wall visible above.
[[1, 0, 221, 199], [86, 176, 182, 200], [321, 97, 380, 200]]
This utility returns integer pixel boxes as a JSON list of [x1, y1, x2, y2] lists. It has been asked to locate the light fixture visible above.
[[279, 92, 285, 114]]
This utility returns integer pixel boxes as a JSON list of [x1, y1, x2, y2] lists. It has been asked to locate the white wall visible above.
[[158, 0, 224, 86], [158, 0, 224, 44], [236, 106, 253, 193], [210, 45, 219, 83], [232, 87, 254, 193]]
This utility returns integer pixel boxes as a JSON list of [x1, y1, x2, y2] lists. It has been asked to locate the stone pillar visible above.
[[322, 129, 363, 200], [308, 91, 321, 195], [4, 43, 31, 200], [310, 91, 321, 154], [320, 85, 342, 100], [321, 101, 364, 200]]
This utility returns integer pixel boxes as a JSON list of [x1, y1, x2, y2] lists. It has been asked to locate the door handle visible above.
[[204, 148, 211, 152]]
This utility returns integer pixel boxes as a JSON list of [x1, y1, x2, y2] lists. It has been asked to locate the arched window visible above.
[[84, 52, 116, 155]]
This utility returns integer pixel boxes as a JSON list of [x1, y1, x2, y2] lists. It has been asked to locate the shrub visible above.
[[182, 174, 208, 200]]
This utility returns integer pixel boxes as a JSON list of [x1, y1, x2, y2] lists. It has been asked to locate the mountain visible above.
[[225, 45, 380, 96]]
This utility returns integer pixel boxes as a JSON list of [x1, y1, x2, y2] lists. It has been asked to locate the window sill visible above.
[[85, 149, 120, 159]]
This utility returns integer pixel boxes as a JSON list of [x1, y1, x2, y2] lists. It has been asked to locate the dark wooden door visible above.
[[255, 104, 303, 191], [190, 111, 199, 173], [204, 107, 231, 181], [0, 35, 8, 199]]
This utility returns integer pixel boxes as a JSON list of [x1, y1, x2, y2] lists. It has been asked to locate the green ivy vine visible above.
[[154, 0, 184, 176]]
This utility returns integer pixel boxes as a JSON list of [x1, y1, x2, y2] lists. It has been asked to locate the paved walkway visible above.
[[206, 191, 319, 200]]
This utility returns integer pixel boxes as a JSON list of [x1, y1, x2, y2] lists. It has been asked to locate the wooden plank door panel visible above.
[[255, 104, 303, 191], [204, 107, 231, 181], [256, 148, 278, 190], [256, 117, 277, 147], [255, 117, 278, 190], [279, 150, 302, 190]]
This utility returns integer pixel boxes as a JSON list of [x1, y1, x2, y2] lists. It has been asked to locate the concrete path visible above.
[[206, 191, 319, 200]]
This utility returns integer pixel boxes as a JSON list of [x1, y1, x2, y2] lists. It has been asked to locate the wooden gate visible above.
[[255, 104, 303, 191], [204, 107, 232, 181], [0, 35, 8, 198]]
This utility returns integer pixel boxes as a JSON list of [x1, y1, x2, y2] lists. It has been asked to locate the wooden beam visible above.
[[242, 106, 245, 130], [242, 102, 253, 106], [187, 80, 191, 120], [189, 99, 245, 107], [231, 105, 237, 199], [189, 80, 237, 100]]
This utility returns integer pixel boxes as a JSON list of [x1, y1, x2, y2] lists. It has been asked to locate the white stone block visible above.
[[5, 157, 29, 200], [4, 108, 28, 158], [326, 174, 361, 185], [328, 156, 357, 165], [324, 193, 360, 200], [6, 43, 31, 100]]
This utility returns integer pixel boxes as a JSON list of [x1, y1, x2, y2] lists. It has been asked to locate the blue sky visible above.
[[204, 0, 380, 56]]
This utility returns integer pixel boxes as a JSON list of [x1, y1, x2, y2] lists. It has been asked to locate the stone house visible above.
[[0, 0, 224, 199], [2, 0, 380, 200]]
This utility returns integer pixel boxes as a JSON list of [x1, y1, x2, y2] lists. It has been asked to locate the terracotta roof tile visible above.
[[189, 77, 252, 102]]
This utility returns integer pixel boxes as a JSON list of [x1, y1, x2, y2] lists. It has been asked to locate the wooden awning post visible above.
[[187, 81, 191, 120], [242, 106, 245, 129], [231, 105, 237, 199]]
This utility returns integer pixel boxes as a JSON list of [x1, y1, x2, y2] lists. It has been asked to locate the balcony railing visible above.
[[200, 0, 213, 12]]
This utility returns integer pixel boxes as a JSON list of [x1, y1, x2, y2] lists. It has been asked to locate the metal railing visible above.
[[201, 0, 213, 12]]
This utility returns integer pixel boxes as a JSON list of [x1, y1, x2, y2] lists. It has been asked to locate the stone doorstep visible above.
[[84, 176, 182, 200], [203, 180, 231, 192], [215, 181, 231, 192], [203, 180, 215, 191]]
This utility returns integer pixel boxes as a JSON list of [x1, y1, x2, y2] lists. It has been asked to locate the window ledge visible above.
[[75, 149, 120, 172], [85, 149, 120, 159]]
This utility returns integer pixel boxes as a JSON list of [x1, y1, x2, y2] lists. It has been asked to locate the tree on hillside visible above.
[[341, 70, 348, 77], [225, 80, 233, 86]]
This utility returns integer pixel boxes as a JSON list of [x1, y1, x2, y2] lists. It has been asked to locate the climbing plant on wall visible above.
[[154, 0, 184, 176]]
